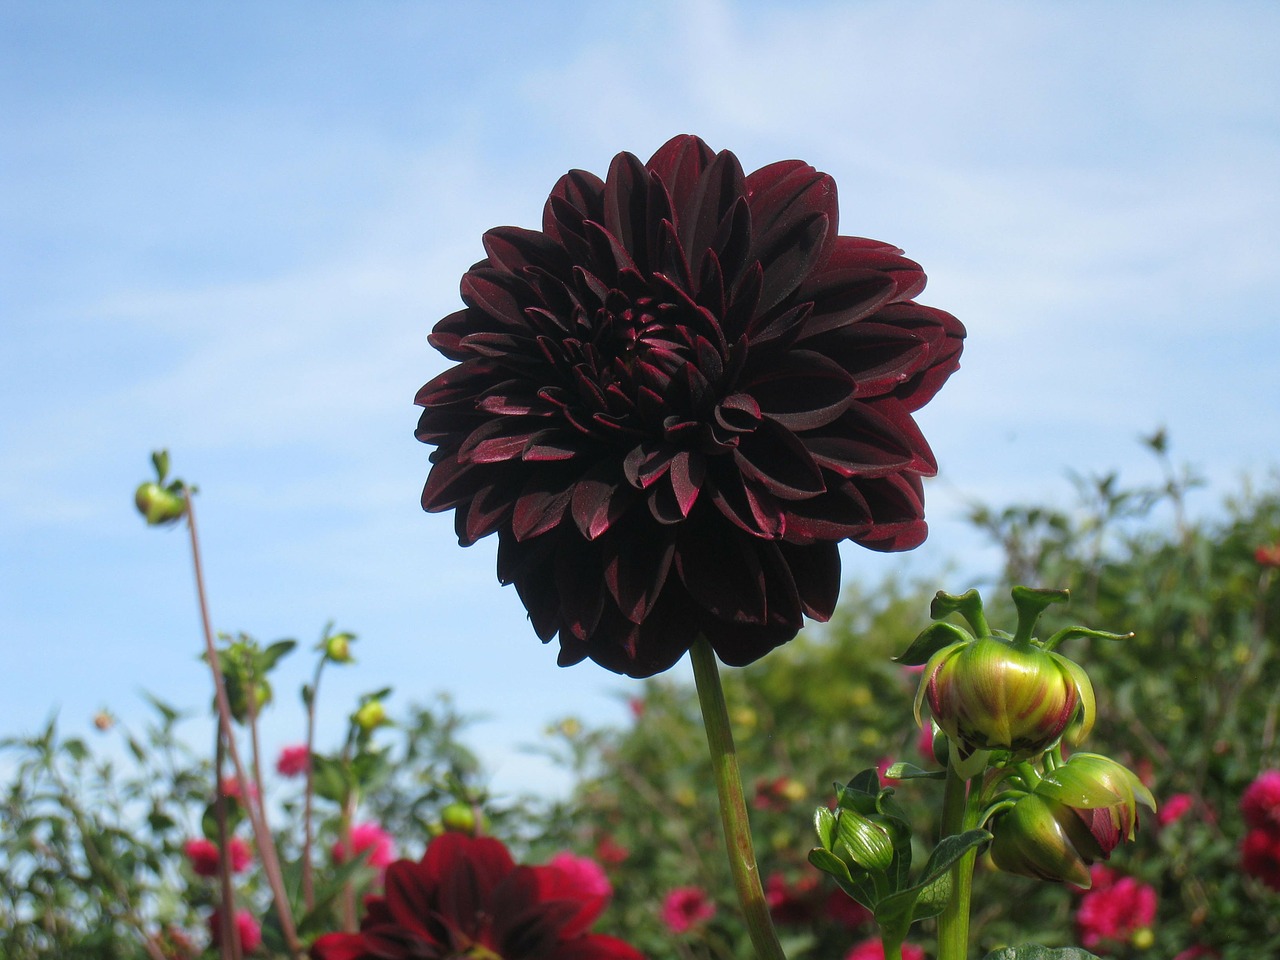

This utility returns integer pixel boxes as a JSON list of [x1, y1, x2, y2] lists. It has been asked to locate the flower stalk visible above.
[[690, 635, 786, 960], [936, 760, 977, 960], [184, 488, 303, 959]]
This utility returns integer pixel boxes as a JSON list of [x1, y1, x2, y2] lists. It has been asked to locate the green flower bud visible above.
[[325, 633, 355, 663], [916, 635, 1094, 760], [440, 802, 484, 835], [353, 700, 387, 733], [134, 481, 187, 526], [990, 753, 1156, 887]]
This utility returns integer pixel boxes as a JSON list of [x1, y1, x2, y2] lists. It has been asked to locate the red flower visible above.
[[594, 835, 629, 866], [1242, 827, 1280, 890], [218, 776, 259, 805], [1158, 792, 1195, 827], [545, 852, 612, 901], [209, 908, 262, 954], [332, 822, 396, 872], [844, 938, 924, 960], [309, 832, 640, 960], [275, 744, 310, 778], [764, 872, 819, 925], [416, 134, 964, 678], [1255, 543, 1280, 567], [1241, 769, 1280, 832], [184, 837, 252, 877], [826, 888, 872, 929], [660, 886, 716, 934], [1075, 875, 1157, 949]]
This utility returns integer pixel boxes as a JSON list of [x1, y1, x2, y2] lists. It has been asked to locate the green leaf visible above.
[[982, 945, 1103, 960], [311, 754, 352, 805], [882, 761, 946, 781], [894, 621, 971, 665], [814, 805, 837, 848], [259, 639, 298, 671], [61, 738, 88, 762]]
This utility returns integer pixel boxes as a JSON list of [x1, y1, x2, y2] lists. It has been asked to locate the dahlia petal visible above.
[[583, 219, 639, 281], [734, 419, 827, 500], [577, 590, 700, 677], [604, 520, 675, 623], [420, 454, 480, 514], [416, 357, 501, 408], [556, 539, 607, 640], [461, 475, 520, 545], [778, 540, 841, 621], [645, 134, 716, 214], [383, 860, 443, 935], [783, 481, 873, 542], [522, 429, 586, 461], [309, 932, 370, 960], [754, 212, 830, 314], [428, 308, 474, 361], [745, 349, 855, 430], [669, 450, 705, 516], [805, 399, 937, 478], [555, 934, 645, 960], [543, 169, 606, 240], [497, 535, 562, 641], [459, 269, 530, 327], [713, 197, 754, 292], [483, 226, 572, 278], [707, 465, 785, 539], [512, 472, 575, 541], [809, 321, 931, 396], [745, 160, 838, 272], [675, 526, 767, 624], [681, 149, 748, 274], [459, 418, 541, 464], [570, 464, 635, 540], [603, 151, 652, 269]]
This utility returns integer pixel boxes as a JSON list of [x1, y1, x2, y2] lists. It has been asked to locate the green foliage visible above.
[[537, 452, 1280, 959]]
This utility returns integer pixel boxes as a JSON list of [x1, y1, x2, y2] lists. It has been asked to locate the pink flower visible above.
[[184, 837, 252, 877], [764, 873, 818, 925], [844, 938, 925, 960], [332, 822, 396, 871], [1241, 770, 1280, 832], [546, 852, 613, 901], [1159, 793, 1195, 827], [1075, 875, 1157, 949], [218, 776, 259, 805], [275, 744, 310, 778], [660, 887, 716, 934], [209, 908, 261, 954], [1242, 827, 1280, 890]]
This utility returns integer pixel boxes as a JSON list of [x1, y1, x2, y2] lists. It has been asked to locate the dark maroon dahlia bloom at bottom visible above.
[[416, 134, 964, 677], [309, 833, 640, 960]]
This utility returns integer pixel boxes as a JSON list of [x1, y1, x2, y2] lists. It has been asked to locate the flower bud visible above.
[[325, 633, 355, 663], [916, 635, 1094, 760], [990, 754, 1156, 888], [134, 481, 186, 526], [440, 802, 484, 835], [353, 699, 387, 733]]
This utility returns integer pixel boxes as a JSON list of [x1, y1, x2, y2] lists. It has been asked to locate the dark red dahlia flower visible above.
[[417, 135, 964, 677], [309, 833, 640, 960]]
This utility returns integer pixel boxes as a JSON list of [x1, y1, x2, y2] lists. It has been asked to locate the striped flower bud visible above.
[[916, 634, 1094, 761], [990, 753, 1156, 887]]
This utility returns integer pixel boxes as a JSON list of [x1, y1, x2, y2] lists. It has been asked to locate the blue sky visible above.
[[3, 0, 1278, 799]]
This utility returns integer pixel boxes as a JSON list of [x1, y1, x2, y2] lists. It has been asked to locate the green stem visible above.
[[689, 636, 785, 960], [937, 761, 977, 960]]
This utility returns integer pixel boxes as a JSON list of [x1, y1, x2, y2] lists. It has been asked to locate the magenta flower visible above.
[[1074, 874, 1157, 950], [844, 938, 925, 960], [332, 822, 396, 872], [1158, 792, 1195, 827], [1242, 827, 1280, 890], [309, 832, 640, 960], [184, 836, 252, 877], [660, 886, 717, 934], [416, 135, 964, 677], [1241, 769, 1280, 832], [209, 908, 262, 954], [275, 744, 311, 778]]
